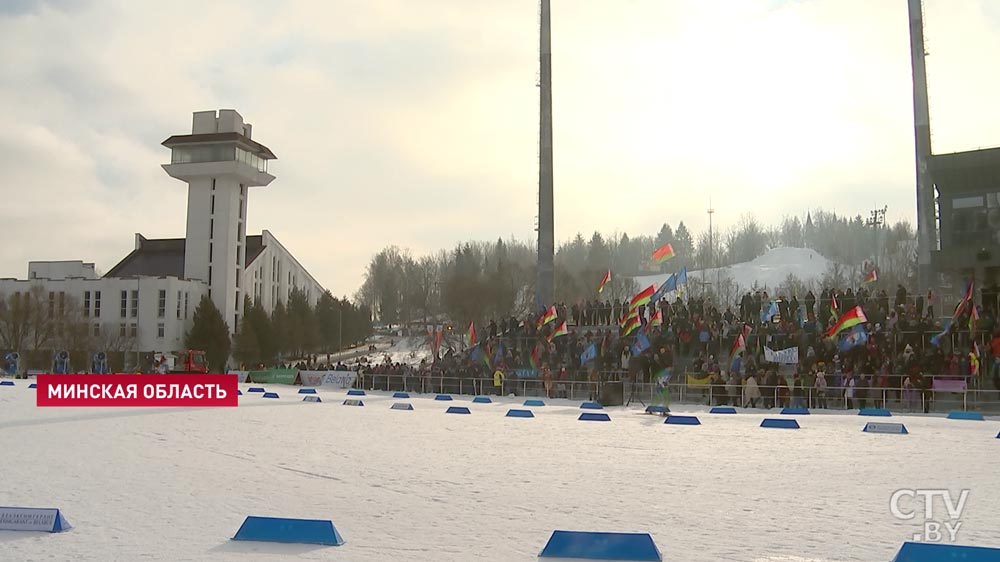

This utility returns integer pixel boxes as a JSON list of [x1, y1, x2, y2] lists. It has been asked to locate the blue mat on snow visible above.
[[709, 406, 736, 414], [435, 394, 453, 401], [780, 407, 809, 415], [262, 392, 279, 399], [393, 392, 410, 399], [472, 396, 492, 404], [664, 415, 700, 425], [524, 399, 545, 407], [947, 411, 984, 421], [538, 530, 662, 561], [232, 516, 344, 546], [506, 409, 534, 418], [858, 408, 891, 417], [891, 541, 1000, 562], [346, 389, 365, 396], [761, 418, 799, 429], [298, 388, 317, 394], [579, 412, 611, 422], [446, 406, 470, 414], [580, 402, 603, 409]]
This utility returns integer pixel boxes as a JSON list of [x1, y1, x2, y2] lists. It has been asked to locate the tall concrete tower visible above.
[[537, 0, 555, 309], [162, 109, 276, 332], [908, 0, 936, 293]]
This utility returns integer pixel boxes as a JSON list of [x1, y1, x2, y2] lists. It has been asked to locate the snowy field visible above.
[[1, 383, 999, 562]]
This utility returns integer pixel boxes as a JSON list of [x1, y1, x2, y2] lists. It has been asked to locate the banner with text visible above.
[[0, 507, 72, 533], [36, 374, 239, 407], [299, 370, 358, 388], [763, 346, 800, 365], [248, 369, 299, 385]]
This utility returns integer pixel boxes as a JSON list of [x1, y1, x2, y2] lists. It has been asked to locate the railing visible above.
[[355, 372, 1000, 413]]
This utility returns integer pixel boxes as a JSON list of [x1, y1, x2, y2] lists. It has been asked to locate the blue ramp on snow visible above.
[[247, 387, 265, 393], [0, 381, 14, 386], [346, 389, 366, 396], [710, 406, 736, 414], [761, 418, 800, 429], [891, 541, 1000, 562], [506, 409, 534, 418], [393, 392, 410, 399], [298, 388, 317, 394], [232, 516, 344, 546], [524, 399, 545, 407], [342, 399, 364, 406], [579, 412, 611, 422], [391, 402, 413, 411], [28, 383, 37, 389], [858, 408, 891, 417], [780, 407, 809, 415], [580, 402, 603, 410], [446, 406, 471, 414], [435, 394, 453, 401], [237, 390, 243, 396], [262, 392, 280, 399], [302, 396, 322, 403], [539, 530, 662, 561], [472, 396, 492, 404], [863, 422, 907, 434], [664, 415, 700, 426], [947, 411, 984, 421], [0, 507, 72, 532], [645, 405, 668, 415]]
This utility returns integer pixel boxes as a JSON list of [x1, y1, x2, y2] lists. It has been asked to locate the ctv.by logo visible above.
[[890, 489, 970, 543]]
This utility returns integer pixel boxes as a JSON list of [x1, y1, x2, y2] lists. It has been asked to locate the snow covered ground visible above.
[[1, 383, 999, 562]]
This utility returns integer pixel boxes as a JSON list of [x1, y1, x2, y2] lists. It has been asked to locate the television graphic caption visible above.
[[36, 374, 238, 407]]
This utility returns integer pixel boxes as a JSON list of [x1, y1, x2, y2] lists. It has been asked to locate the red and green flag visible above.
[[862, 270, 877, 284], [826, 306, 867, 338], [536, 306, 557, 329], [529, 345, 540, 371], [466, 321, 476, 347], [629, 285, 656, 310], [620, 308, 638, 328], [650, 309, 663, 327], [547, 321, 569, 342], [652, 243, 675, 264], [597, 270, 611, 294], [952, 281, 974, 324], [622, 315, 642, 336], [969, 304, 980, 334]]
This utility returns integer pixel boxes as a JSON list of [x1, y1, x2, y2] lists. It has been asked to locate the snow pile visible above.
[[635, 247, 837, 295]]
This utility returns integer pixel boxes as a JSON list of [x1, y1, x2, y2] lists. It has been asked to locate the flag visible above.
[[466, 321, 476, 347], [530, 345, 540, 371], [580, 343, 598, 365], [729, 324, 751, 358], [761, 300, 779, 324], [862, 270, 877, 284], [469, 344, 483, 364], [597, 270, 611, 294], [622, 315, 642, 336], [493, 341, 505, 366], [651, 274, 675, 303], [930, 320, 951, 348], [536, 306, 557, 329], [826, 306, 867, 338], [631, 332, 652, 356], [547, 321, 569, 342], [619, 308, 638, 328], [838, 324, 869, 352], [970, 342, 981, 375], [629, 285, 656, 310], [481, 342, 493, 369], [677, 266, 688, 285], [650, 309, 663, 327], [969, 304, 980, 334], [652, 367, 672, 405], [830, 293, 839, 317], [952, 281, 974, 323], [652, 243, 675, 263]]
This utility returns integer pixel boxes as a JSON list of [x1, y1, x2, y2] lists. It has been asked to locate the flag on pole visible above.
[[862, 270, 878, 284], [952, 280, 974, 323], [652, 243, 675, 263], [493, 341, 505, 366], [677, 266, 688, 285], [650, 309, 663, 327], [651, 274, 674, 303], [536, 306, 557, 329], [729, 324, 751, 358], [622, 315, 642, 336], [466, 321, 476, 347], [830, 293, 839, 317], [930, 320, 951, 348], [838, 325, 869, 352], [529, 345, 540, 371], [631, 332, 652, 356], [826, 306, 867, 338], [761, 300, 779, 324], [547, 321, 569, 342], [969, 304, 980, 335], [629, 285, 656, 310], [597, 270, 611, 294], [580, 343, 598, 365]]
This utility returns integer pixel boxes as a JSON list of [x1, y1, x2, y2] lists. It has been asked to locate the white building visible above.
[[0, 109, 324, 366]]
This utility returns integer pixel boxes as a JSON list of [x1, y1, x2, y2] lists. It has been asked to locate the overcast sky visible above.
[[2, 0, 999, 297]]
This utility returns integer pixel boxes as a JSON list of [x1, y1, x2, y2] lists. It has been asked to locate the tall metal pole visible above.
[[908, 0, 935, 293], [537, 0, 555, 310]]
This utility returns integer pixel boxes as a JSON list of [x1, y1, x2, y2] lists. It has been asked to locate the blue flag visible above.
[[493, 342, 504, 366], [469, 344, 483, 363], [838, 325, 868, 352], [677, 267, 688, 285], [651, 274, 675, 303], [930, 320, 951, 348], [580, 343, 597, 365], [761, 300, 779, 324], [631, 333, 652, 356]]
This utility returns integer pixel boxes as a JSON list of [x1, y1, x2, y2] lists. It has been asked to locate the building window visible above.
[[235, 268, 240, 288], [130, 324, 137, 338], [120, 290, 128, 318], [93, 324, 100, 337], [210, 194, 215, 215], [84, 291, 91, 317], [131, 290, 138, 317], [176, 291, 181, 319], [209, 218, 214, 240], [94, 291, 101, 318], [235, 313, 239, 327], [157, 323, 165, 338], [209, 243, 213, 263], [48, 292, 55, 318], [236, 246, 241, 266], [212, 178, 216, 191], [184, 292, 189, 318], [157, 289, 166, 318], [208, 266, 213, 285], [235, 291, 240, 311], [119, 324, 127, 337], [59, 292, 65, 316]]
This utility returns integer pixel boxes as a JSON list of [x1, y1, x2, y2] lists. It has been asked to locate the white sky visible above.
[[2, 0, 999, 296]]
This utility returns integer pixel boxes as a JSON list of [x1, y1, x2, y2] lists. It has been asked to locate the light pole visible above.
[[865, 206, 888, 267]]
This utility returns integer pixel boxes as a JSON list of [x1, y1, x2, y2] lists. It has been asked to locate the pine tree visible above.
[[674, 222, 695, 269], [185, 295, 231, 372]]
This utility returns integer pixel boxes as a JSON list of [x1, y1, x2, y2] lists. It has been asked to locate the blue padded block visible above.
[[446, 406, 471, 414], [863, 422, 908, 434], [580, 402, 603, 409], [539, 530, 662, 561], [0, 381, 15, 386], [248, 387, 265, 393], [391, 402, 414, 411], [393, 392, 410, 399], [232, 516, 344, 546], [237, 390, 243, 396], [524, 399, 545, 407], [947, 411, 984, 421], [342, 399, 364, 406], [506, 409, 535, 418], [472, 396, 492, 404], [262, 392, 279, 399], [780, 407, 809, 415], [891, 541, 1000, 562], [664, 415, 701, 426], [709, 406, 737, 414], [761, 418, 800, 429], [302, 396, 322, 403], [435, 394, 453, 401], [346, 389, 366, 396], [859, 408, 891, 417], [645, 405, 668, 415], [298, 388, 317, 394], [579, 412, 611, 422], [28, 383, 37, 389]]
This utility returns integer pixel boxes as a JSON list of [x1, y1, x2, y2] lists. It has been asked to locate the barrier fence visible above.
[[355, 372, 1000, 413]]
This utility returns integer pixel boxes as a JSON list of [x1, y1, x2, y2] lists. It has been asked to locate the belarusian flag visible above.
[[969, 304, 979, 334], [466, 321, 476, 347], [652, 243, 675, 264], [597, 270, 611, 293], [622, 315, 642, 336], [952, 281, 974, 324], [862, 270, 877, 284], [650, 309, 663, 327], [826, 306, 867, 338], [536, 306, 557, 329], [530, 345, 540, 371], [729, 324, 751, 358], [547, 321, 569, 342], [629, 285, 656, 310], [620, 308, 638, 328]]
